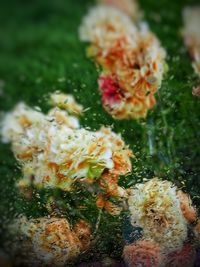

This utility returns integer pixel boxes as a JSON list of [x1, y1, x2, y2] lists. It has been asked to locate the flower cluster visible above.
[[9, 216, 91, 266], [126, 178, 198, 266], [182, 6, 200, 77], [79, 5, 166, 120], [1, 93, 133, 213], [128, 178, 191, 254], [98, 0, 140, 19]]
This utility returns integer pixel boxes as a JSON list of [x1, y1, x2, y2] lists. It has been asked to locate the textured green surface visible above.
[[0, 0, 200, 263]]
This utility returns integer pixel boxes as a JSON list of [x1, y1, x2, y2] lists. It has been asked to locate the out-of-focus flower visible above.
[[1, 93, 81, 144], [128, 178, 188, 253], [96, 194, 122, 215], [98, 172, 127, 198], [98, 0, 140, 19], [123, 240, 163, 267], [98, 74, 157, 120], [48, 108, 81, 129], [100, 127, 133, 176], [165, 243, 196, 267], [79, 5, 166, 120], [182, 7, 200, 77], [192, 86, 200, 98], [14, 125, 131, 193], [10, 216, 90, 266], [0, 95, 133, 214], [49, 92, 83, 115], [0, 102, 46, 144], [177, 190, 197, 223], [79, 5, 137, 46]]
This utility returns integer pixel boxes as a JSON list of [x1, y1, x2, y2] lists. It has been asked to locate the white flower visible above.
[[79, 5, 138, 47], [183, 6, 200, 77], [1, 95, 132, 192], [128, 178, 188, 254], [98, 0, 141, 19], [49, 92, 83, 115], [0, 102, 45, 143]]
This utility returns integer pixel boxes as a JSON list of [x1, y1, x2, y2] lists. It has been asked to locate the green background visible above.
[[0, 0, 200, 264]]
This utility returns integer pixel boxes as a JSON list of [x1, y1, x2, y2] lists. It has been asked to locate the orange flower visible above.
[[96, 194, 122, 215], [98, 171, 128, 198], [96, 194, 106, 209], [33, 218, 82, 263], [99, 74, 157, 120], [96, 31, 165, 119], [192, 86, 200, 98], [80, 5, 166, 120], [10, 217, 85, 266], [177, 190, 197, 223]]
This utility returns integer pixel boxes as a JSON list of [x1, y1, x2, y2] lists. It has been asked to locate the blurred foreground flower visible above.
[[0, 93, 133, 214], [79, 4, 166, 120], [128, 178, 191, 254], [177, 190, 197, 223], [182, 6, 200, 77], [9, 216, 91, 267]]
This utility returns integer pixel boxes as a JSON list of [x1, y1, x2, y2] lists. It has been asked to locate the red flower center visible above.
[[98, 76, 122, 106]]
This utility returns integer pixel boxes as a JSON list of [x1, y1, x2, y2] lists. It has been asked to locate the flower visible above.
[[0, 102, 46, 144], [49, 92, 83, 115], [79, 5, 137, 46], [31, 218, 81, 265], [79, 5, 166, 120], [177, 190, 197, 223], [182, 6, 200, 77], [10, 216, 84, 266], [99, 74, 157, 119], [165, 243, 196, 267], [1, 95, 133, 213], [96, 194, 123, 215], [98, 0, 140, 19], [15, 125, 131, 193], [192, 86, 200, 98], [123, 240, 163, 267], [128, 178, 188, 253]]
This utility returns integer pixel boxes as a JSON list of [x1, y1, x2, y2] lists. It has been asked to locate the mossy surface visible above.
[[0, 0, 200, 264]]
